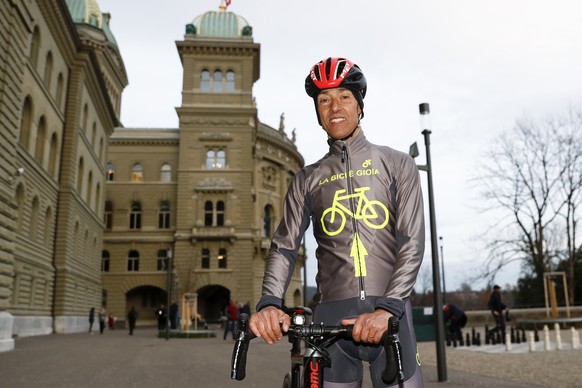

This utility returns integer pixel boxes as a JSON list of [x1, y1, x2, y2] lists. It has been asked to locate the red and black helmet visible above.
[[305, 57, 367, 124]]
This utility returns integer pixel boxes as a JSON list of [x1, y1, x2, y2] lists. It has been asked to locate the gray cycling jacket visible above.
[[256, 129, 425, 318]]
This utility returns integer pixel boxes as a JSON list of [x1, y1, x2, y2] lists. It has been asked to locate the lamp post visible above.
[[439, 236, 446, 305], [166, 248, 173, 340], [410, 102, 447, 382]]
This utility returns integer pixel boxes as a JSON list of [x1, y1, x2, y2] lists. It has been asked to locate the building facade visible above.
[[0, 0, 304, 348], [103, 8, 305, 326]]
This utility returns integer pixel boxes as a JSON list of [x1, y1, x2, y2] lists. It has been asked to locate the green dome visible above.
[[64, 0, 118, 45], [187, 10, 252, 37]]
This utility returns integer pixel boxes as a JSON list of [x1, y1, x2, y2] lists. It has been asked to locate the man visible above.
[[443, 304, 467, 341], [127, 306, 138, 335], [249, 57, 425, 387], [488, 285, 509, 340], [223, 299, 239, 340]]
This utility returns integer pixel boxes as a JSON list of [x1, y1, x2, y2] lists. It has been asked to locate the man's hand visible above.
[[342, 309, 393, 344], [248, 306, 290, 344]]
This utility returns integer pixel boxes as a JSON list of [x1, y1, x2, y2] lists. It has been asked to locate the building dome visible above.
[[186, 10, 252, 38], [64, 0, 117, 45]]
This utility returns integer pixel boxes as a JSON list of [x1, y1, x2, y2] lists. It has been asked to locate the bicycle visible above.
[[231, 306, 404, 388]]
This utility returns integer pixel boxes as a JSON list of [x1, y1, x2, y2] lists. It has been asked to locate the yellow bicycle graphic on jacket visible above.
[[321, 186, 390, 236]]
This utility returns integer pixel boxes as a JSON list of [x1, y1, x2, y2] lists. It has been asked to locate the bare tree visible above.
[[474, 108, 582, 304]]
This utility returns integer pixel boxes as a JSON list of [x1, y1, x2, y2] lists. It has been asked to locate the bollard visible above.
[[459, 334, 464, 347], [571, 327, 580, 350], [554, 323, 562, 351], [511, 326, 516, 343], [476, 332, 481, 346], [485, 325, 490, 345], [528, 331, 536, 352], [521, 327, 526, 343], [543, 325, 551, 351], [505, 333, 512, 352], [534, 327, 539, 342], [472, 327, 477, 344], [466, 332, 471, 347]]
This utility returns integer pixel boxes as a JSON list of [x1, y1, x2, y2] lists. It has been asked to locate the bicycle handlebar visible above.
[[231, 312, 403, 384]]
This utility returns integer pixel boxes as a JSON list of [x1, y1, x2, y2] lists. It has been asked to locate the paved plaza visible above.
[[0, 326, 580, 387]]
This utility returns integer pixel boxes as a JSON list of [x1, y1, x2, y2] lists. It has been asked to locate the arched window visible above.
[[206, 149, 226, 170], [95, 183, 101, 213], [212, 70, 223, 93], [104, 201, 113, 230], [101, 250, 110, 272], [158, 201, 170, 229], [15, 184, 25, 233], [129, 202, 142, 229], [44, 51, 53, 89], [218, 248, 227, 269], [225, 70, 235, 92], [19, 97, 33, 149], [99, 137, 104, 162], [48, 132, 59, 178], [160, 163, 171, 182], [201, 248, 210, 269], [91, 122, 97, 146], [132, 163, 143, 182], [77, 157, 84, 193], [200, 69, 210, 92], [204, 201, 213, 226], [216, 201, 225, 226], [56, 73, 64, 110], [30, 27, 40, 69], [106, 162, 115, 181], [263, 205, 275, 237], [127, 250, 139, 271], [87, 171, 93, 206], [35, 116, 46, 164], [157, 249, 168, 271]]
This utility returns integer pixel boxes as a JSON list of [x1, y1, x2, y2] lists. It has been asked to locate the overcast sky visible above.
[[97, 0, 582, 292]]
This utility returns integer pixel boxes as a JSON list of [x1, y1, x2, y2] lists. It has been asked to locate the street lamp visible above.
[[439, 236, 446, 305], [410, 102, 447, 382], [166, 248, 173, 340]]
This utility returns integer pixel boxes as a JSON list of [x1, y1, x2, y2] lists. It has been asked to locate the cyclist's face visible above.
[[317, 88, 361, 140]]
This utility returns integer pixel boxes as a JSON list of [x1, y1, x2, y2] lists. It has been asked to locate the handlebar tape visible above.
[[231, 313, 252, 381], [381, 316, 404, 384]]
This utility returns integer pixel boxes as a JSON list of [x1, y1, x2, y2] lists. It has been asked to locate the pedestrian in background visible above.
[[98, 306, 107, 335], [488, 285, 509, 341], [223, 299, 239, 340], [127, 307, 138, 335], [88, 307, 95, 334]]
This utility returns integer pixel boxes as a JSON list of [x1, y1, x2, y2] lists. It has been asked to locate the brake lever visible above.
[[381, 316, 404, 384]]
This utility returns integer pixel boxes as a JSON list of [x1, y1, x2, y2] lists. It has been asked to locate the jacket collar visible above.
[[327, 128, 368, 155]]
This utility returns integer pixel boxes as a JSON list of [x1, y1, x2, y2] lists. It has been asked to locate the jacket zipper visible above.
[[342, 144, 366, 301]]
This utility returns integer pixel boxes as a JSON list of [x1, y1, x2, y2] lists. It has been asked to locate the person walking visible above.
[[249, 57, 425, 387], [98, 306, 107, 335], [88, 307, 95, 334], [443, 304, 467, 341], [223, 299, 239, 340], [127, 307, 138, 335]]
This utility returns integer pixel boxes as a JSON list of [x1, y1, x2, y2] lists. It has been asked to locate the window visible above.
[[200, 69, 210, 92], [101, 250, 110, 272], [87, 171, 93, 206], [204, 201, 213, 226], [35, 116, 46, 163], [44, 206, 53, 244], [225, 70, 235, 92], [212, 70, 223, 93], [56, 73, 64, 110], [44, 51, 53, 89], [158, 201, 170, 229], [132, 163, 143, 182], [157, 249, 168, 271], [201, 248, 210, 269], [77, 157, 84, 194], [48, 133, 58, 178], [160, 163, 171, 182], [106, 162, 115, 181], [30, 27, 40, 69], [218, 248, 227, 269], [30, 196, 40, 241], [216, 201, 225, 226], [204, 200, 226, 226], [19, 97, 33, 149], [104, 201, 113, 229], [127, 250, 139, 271], [129, 202, 142, 229], [206, 149, 225, 169]]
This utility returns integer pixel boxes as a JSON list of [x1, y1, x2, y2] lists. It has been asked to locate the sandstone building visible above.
[[0, 0, 304, 350]]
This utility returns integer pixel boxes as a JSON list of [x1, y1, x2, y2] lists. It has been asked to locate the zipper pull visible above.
[[341, 146, 347, 163], [360, 290, 366, 300]]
